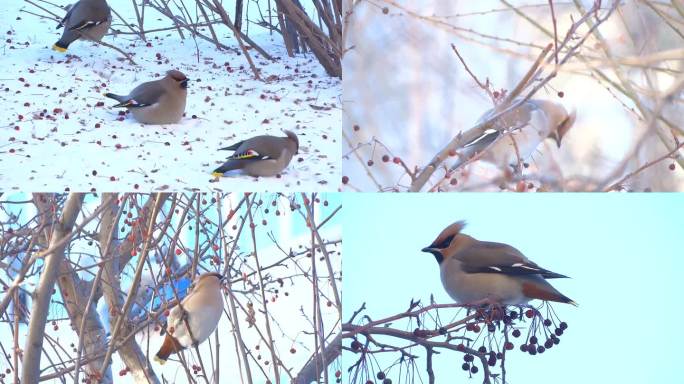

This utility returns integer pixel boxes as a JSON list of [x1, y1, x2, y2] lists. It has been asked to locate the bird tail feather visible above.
[[153, 354, 167, 365], [154, 334, 183, 364], [522, 281, 576, 306], [52, 42, 68, 52]]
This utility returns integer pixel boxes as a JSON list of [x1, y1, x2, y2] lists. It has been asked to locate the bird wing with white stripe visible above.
[[455, 241, 568, 279]]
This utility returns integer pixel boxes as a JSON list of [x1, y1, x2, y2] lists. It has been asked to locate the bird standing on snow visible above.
[[452, 99, 575, 171], [53, 0, 112, 52], [154, 273, 225, 364], [104, 70, 189, 124], [422, 221, 576, 306], [212, 130, 299, 177]]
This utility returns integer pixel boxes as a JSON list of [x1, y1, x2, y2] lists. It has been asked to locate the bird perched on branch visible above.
[[104, 70, 189, 124], [53, 0, 112, 52], [154, 273, 225, 364], [212, 130, 299, 177], [422, 221, 576, 306], [452, 99, 575, 171]]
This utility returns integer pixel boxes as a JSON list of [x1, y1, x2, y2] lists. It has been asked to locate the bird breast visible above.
[[440, 259, 528, 305], [170, 294, 223, 348]]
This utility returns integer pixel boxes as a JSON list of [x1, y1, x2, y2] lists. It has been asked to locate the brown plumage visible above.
[[212, 130, 299, 177], [422, 221, 576, 306], [155, 331, 184, 362], [154, 272, 224, 364], [450, 99, 576, 171], [53, 0, 112, 52], [104, 70, 189, 124]]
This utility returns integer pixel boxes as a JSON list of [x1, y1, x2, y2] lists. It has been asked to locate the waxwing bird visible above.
[[421, 221, 576, 306], [451, 99, 576, 171], [212, 130, 299, 177], [104, 70, 189, 124], [53, 0, 112, 52], [154, 273, 225, 364]]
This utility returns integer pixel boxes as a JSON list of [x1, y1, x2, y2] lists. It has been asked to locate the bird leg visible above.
[[463, 297, 501, 308]]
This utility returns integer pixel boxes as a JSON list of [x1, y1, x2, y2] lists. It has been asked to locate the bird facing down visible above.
[[452, 99, 576, 171], [212, 130, 299, 177], [154, 273, 225, 364], [422, 221, 576, 306], [53, 0, 112, 52], [104, 70, 189, 124]]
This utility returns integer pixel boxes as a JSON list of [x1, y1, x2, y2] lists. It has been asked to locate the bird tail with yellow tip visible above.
[[154, 333, 183, 365], [52, 42, 68, 53]]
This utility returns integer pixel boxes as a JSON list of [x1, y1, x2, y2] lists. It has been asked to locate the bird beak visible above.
[[551, 109, 576, 148], [421, 246, 444, 263]]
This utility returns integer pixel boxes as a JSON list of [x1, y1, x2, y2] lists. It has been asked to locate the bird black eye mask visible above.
[[434, 234, 456, 250]]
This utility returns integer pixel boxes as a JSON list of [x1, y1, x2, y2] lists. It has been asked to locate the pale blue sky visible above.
[[343, 193, 683, 383]]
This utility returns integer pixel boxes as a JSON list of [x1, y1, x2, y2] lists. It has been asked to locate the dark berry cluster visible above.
[[448, 304, 569, 377]]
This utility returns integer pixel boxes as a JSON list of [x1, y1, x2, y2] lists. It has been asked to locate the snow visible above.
[[0, 0, 341, 192]]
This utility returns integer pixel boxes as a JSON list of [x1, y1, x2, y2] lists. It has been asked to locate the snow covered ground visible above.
[[0, 0, 341, 192]]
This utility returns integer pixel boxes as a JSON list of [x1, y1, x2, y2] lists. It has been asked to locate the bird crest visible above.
[[422, 220, 468, 263], [431, 220, 467, 248]]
